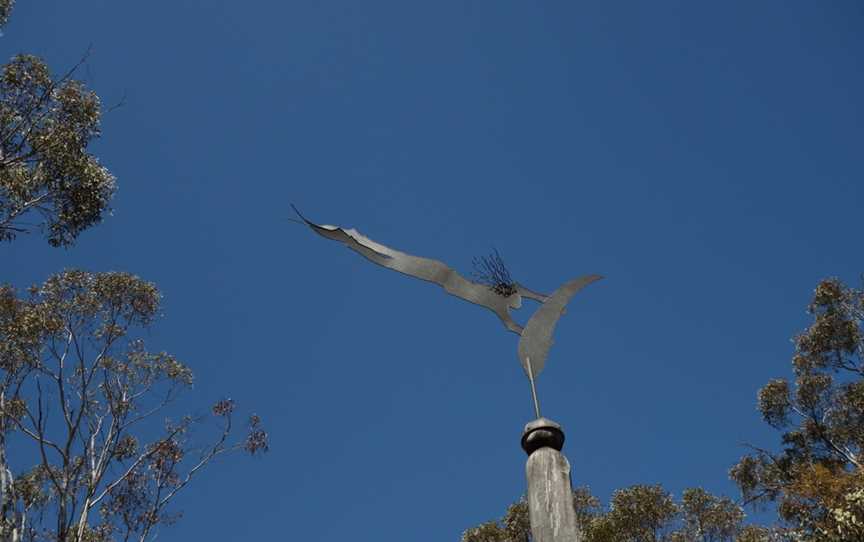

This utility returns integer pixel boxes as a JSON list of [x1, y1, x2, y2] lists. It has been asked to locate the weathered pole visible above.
[[521, 418, 581, 542]]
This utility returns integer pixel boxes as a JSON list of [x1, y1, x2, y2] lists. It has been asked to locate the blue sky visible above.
[[4, 1, 863, 540]]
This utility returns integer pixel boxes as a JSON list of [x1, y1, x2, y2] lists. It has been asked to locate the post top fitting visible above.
[[521, 417, 565, 455]]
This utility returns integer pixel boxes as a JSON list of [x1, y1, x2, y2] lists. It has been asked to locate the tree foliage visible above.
[[0, 271, 267, 542], [462, 485, 755, 542], [0, 52, 115, 246], [0, 1, 13, 30], [730, 277, 864, 541], [0, 8, 268, 541]]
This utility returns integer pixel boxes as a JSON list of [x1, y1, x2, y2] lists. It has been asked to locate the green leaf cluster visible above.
[[463, 485, 755, 542], [0, 1, 12, 29], [0, 8, 267, 542], [0, 54, 115, 246], [730, 277, 864, 540]]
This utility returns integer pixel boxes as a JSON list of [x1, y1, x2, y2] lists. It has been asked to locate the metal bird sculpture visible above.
[[294, 206, 602, 418], [292, 205, 552, 335]]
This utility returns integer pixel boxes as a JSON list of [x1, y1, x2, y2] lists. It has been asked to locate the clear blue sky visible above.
[[4, 1, 863, 540]]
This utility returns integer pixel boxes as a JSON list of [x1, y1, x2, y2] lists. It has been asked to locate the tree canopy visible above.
[[0, 50, 115, 247], [462, 485, 767, 542], [0, 271, 267, 541], [0, 5, 267, 541], [730, 277, 864, 540], [0, 2, 12, 30]]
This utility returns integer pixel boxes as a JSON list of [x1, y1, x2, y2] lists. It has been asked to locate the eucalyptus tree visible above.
[[0, 3, 114, 247], [0, 271, 267, 542], [0, 1, 12, 29], [731, 276, 864, 541], [462, 485, 754, 542], [0, 7, 268, 541]]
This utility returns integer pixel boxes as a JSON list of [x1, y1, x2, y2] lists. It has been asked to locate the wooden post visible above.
[[521, 418, 581, 542]]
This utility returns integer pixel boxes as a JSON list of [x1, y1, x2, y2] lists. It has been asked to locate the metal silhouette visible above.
[[518, 276, 601, 417], [294, 206, 601, 418]]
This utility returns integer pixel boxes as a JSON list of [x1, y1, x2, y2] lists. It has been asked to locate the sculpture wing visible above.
[[518, 275, 603, 379], [294, 208, 492, 306]]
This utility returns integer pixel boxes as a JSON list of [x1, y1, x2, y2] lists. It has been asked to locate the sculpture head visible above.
[[472, 249, 519, 296]]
